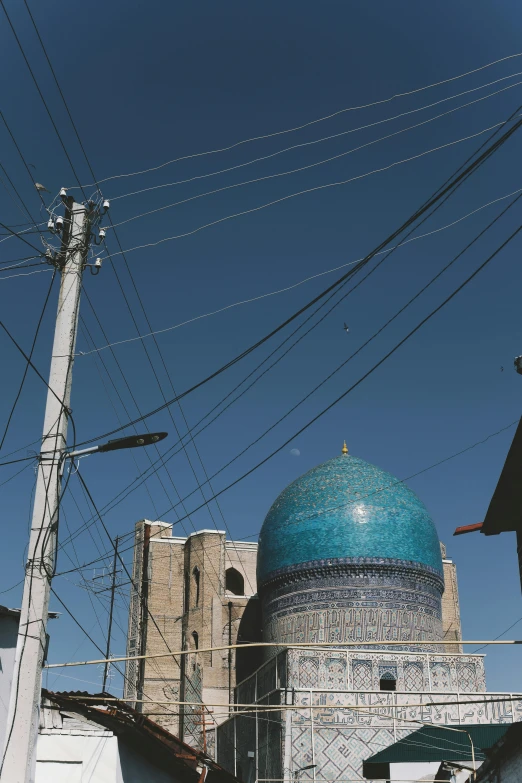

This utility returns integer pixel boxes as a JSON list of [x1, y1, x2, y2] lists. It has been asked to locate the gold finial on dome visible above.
[[341, 441, 348, 455]]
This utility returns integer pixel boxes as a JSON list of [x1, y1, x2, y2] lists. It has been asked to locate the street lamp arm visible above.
[[63, 432, 168, 459]]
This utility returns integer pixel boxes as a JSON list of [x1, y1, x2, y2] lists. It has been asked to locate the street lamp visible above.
[[294, 764, 317, 782], [63, 431, 168, 459]]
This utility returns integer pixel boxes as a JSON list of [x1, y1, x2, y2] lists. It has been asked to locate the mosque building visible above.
[[124, 444, 522, 780]]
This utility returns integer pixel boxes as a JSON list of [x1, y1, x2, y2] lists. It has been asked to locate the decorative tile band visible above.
[[258, 556, 444, 591]]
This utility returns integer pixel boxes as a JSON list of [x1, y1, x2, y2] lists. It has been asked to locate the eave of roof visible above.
[[363, 723, 510, 771], [42, 689, 238, 783], [482, 417, 522, 535], [0, 605, 59, 619], [475, 722, 522, 781]]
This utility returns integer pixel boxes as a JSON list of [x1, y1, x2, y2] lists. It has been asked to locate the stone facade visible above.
[[216, 648, 522, 782], [124, 522, 462, 738], [260, 559, 445, 652], [214, 449, 513, 781], [440, 542, 463, 653], [124, 521, 257, 738]]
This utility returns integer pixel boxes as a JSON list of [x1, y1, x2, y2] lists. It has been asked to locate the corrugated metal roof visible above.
[[365, 724, 509, 764], [42, 689, 238, 783]]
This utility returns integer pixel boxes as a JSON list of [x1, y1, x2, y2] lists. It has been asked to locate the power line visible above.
[[103, 115, 522, 249], [0, 253, 42, 272], [76, 50, 522, 188], [0, 109, 46, 210], [65, 115, 519, 526], [45, 639, 522, 670], [0, 159, 40, 227], [0, 262, 48, 274], [0, 268, 52, 283], [0, 268, 56, 450], [111, 74, 522, 204], [76, 296, 243, 642], [74, 112, 522, 448], [140, 189, 522, 509], [157, 219, 522, 525], [72, 469, 194, 721], [18, 0, 243, 606], [100, 227, 256, 593], [0, 1, 87, 198], [0, 218, 43, 254], [70, 140, 522, 519], [473, 616, 522, 653], [108, 83, 522, 231], [53, 416, 518, 577], [75, 187, 522, 357]]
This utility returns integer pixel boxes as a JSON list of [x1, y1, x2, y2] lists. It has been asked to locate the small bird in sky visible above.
[[500, 366, 504, 372], [34, 182, 50, 193], [343, 323, 350, 333]]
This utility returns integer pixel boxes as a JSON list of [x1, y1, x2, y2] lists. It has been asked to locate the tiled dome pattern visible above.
[[257, 454, 442, 585]]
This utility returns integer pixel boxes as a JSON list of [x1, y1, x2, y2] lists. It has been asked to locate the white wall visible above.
[[390, 761, 476, 782], [37, 734, 119, 782], [37, 732, 187, 783], [389, 761, 440, 781], [0, 614, 20, 751]]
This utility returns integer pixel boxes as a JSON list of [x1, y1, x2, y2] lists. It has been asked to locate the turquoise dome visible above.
[[257, 453, 443, 585]]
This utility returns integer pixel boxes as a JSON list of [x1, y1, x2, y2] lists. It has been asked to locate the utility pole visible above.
[[1, 198, 92, 783], [102, 536, 119, 692]]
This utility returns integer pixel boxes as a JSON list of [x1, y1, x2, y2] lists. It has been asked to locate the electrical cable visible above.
[[0, 254, 42, 266], [156, 219, 522, 525], [0, 159, 40, 227], [0, 261, 48, 274], [108, 83, 522, 231], [134, 189, 522, 507], [0, 316, 76, 421], [111, 75, 522, 204], [85, 155, 520, 502], [473, 616, 522, 653], [0, 268, 52, 282], [76, 186, 522, 357], [99, 228, 256, 593], [54, 416, 518, 577], [17, 16, 521, 690], [0, 108, 46, 210], [20, 2, 522, 568], [79, 314, 163, 516], [67, 119, 522, 522], [0, 269, 56, 450], [0, 218, 44, 254], [74, 112, 522, 448], [76, 301, 245, 658], [18, 0, 246, 610], [0, 2, 87, 200], [74, 469, 186, 702], [0, 440, 63, 773], [76, 50, 522, 188], [103, 116, 522, 249], [53, 502, 183, 713], [0, 214, 80, 770]]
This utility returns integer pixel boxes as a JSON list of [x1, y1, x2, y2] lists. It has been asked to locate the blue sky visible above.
[[0, 0, 521, 697]]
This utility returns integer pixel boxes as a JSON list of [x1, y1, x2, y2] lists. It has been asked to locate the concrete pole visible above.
[[102, 536, 119, 692], [1, 200, 90, 783]]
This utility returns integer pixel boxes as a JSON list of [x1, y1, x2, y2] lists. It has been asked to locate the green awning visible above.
[[363, 723, 510, 779]]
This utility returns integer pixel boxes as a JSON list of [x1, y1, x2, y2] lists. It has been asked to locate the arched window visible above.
[[379, 673, 396, 691], [184, 571, 190, 613], [225, 567, 244, 596], [192, 631, 199, 650], [192, 566, 200, 606]]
